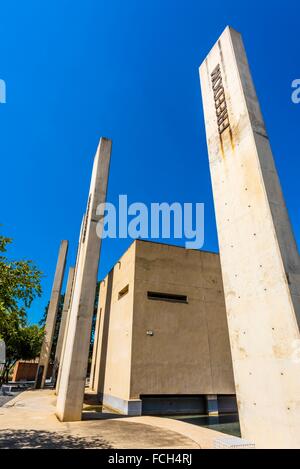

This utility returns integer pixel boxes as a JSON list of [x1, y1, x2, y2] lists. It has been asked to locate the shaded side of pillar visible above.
[[52, 266, 75, 385], [35, 240, 68, 389], [56, 137, 112, 421], [206, 395, 219, 417]]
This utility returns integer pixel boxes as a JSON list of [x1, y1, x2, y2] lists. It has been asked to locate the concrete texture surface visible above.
[[200, 26, 300, 448], [92, 240, 235, 415], [0, 390, 227, 449]]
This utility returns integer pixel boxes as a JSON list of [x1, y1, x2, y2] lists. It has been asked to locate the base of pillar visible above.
[[102, 393, 142, 416]]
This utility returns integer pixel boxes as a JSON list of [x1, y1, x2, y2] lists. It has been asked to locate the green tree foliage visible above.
[[0, 311, 44, 383], [0, 234, 43, 384]]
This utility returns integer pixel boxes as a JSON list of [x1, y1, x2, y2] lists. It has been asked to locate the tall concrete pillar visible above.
[[35, 240, 68, 389], [52, 266, 75, 385], [199, 26, 300, 448], [56, 137, 112, 422], [89, 294, 102, 392]]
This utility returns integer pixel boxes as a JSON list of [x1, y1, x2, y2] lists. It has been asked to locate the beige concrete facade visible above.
[[56, 137, 112, 422], [91, 240, 235, 415], [200, 27, 300, 448], [36, 240, 68, 389]]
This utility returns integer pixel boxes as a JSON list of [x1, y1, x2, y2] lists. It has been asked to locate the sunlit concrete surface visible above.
[[0, 390, 229, 449], [200, 26, 300, 448], [36, 240, 68, 388]]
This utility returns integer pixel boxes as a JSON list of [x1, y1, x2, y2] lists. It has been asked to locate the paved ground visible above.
[[0, 390, 226, 449], [0, 392, 22, 408]]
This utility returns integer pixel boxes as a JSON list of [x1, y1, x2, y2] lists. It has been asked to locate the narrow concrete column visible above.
[[89, 294, 102, 392], [52, 266, 75, 385], [56, 137, 112, 422], [91, 269, 114, 396], [55, 216, 85, 396], [206, 395, 219, 417], [200, 27, 300, 448], [35, 240, 68, 389]]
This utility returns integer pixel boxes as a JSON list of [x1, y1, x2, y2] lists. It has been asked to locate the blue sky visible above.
[[0, 1, 299, 324]]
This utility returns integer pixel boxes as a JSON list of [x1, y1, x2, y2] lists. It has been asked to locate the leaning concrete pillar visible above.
[[200, 26, 300, 448], [56, 137, 112, 422], [90, 269, 114, 396], [52, 266, 75, 385], [35, 240, 68, 389], [55, 216, 85, 396]]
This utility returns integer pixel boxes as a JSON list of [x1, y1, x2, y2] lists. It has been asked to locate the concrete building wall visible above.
[[99, 240, 235, 415], [130, 241, 235, 398], [102, 243, 137, 413]]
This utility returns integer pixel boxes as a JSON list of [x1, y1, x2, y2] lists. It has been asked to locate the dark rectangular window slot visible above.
[[118, 284, 129, 300], [147, 291, 188, 304]]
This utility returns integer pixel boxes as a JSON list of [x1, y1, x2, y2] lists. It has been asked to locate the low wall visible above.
[[12, 361, 53, 382]]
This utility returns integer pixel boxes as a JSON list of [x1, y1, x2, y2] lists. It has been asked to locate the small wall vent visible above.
[[147, 291, 188, 304]]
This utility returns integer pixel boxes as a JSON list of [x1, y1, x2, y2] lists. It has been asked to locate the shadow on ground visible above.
[[0, 429, 112, 449]]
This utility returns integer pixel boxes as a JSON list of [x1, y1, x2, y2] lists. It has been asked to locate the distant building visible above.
[[90, 240, 236, 416], [13, 360, 53, 382]]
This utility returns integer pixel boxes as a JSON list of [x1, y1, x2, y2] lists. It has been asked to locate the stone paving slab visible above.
[[0, 390, 227, 449]]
